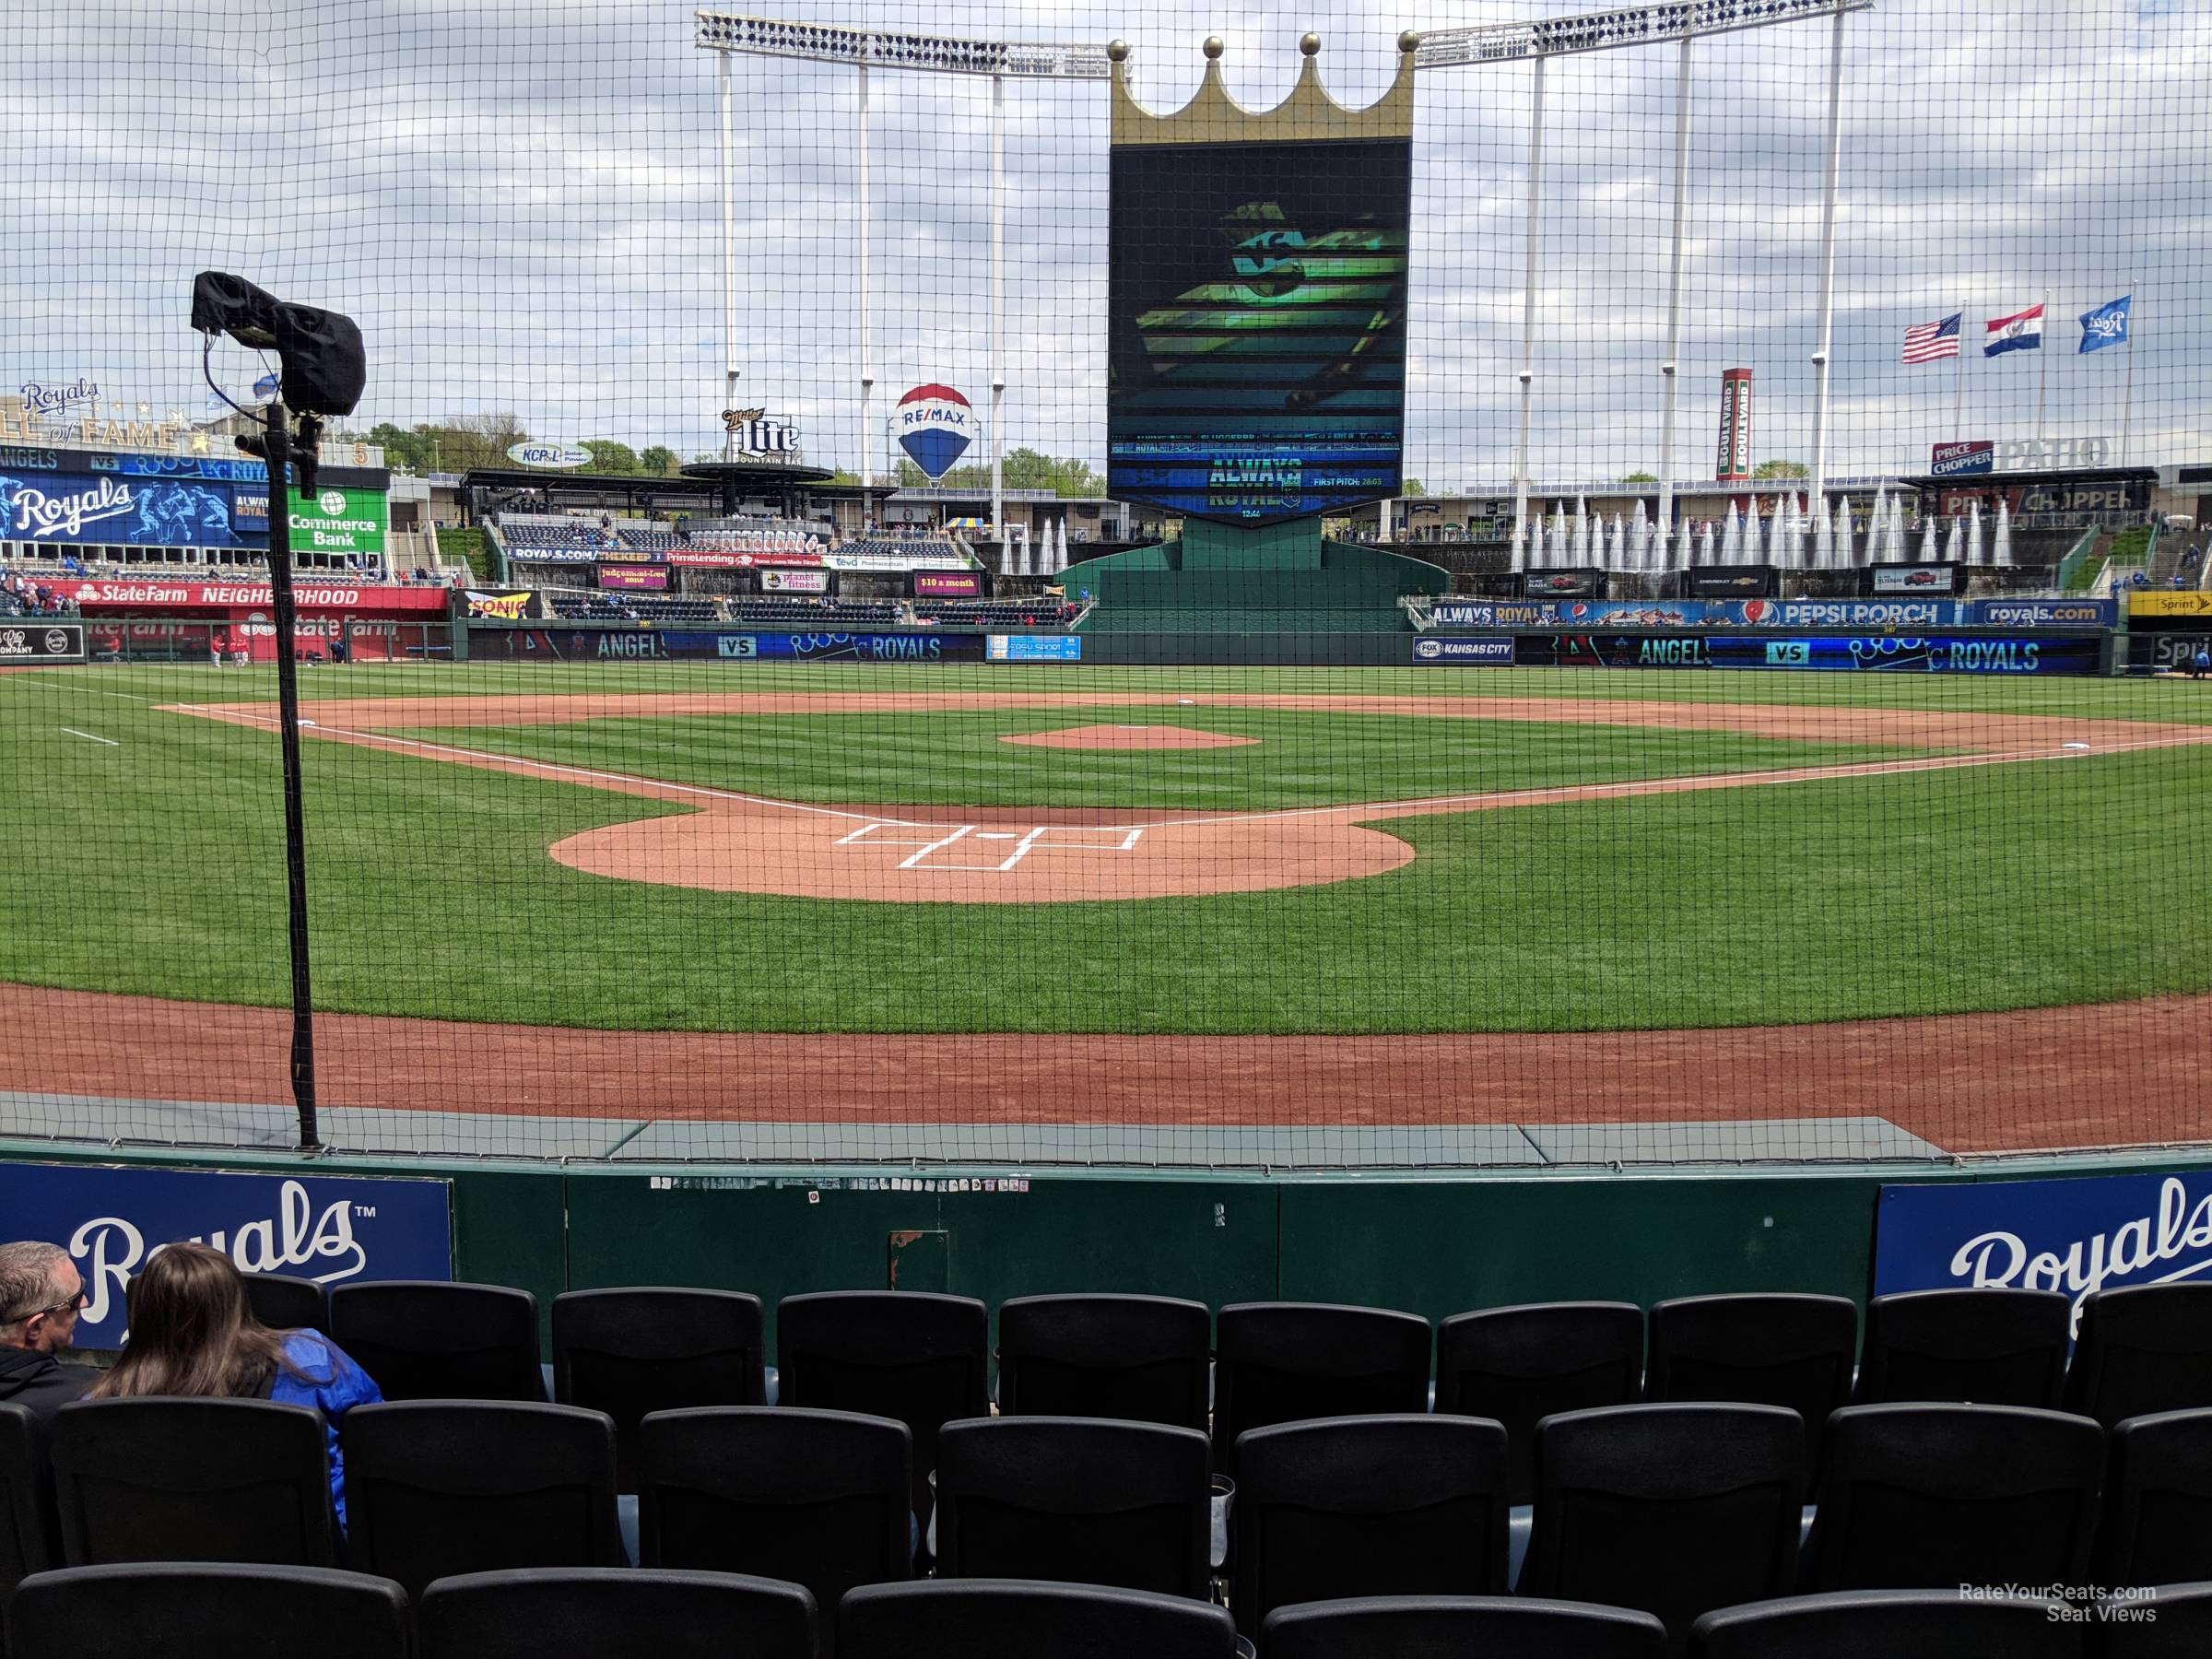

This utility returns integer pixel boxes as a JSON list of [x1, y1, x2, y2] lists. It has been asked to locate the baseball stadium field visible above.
[[6, 661, 2211, 1154]]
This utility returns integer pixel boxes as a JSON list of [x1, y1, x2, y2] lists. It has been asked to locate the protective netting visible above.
[[1, 0, 2207, 1169]]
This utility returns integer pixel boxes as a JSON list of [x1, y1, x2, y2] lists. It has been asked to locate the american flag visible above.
[[1902, 312, 1962, 364]]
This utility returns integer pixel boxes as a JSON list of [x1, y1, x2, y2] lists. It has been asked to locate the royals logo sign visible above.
[[1875, 1171, 2212, 1334], [0, 1162, 453, 1347]]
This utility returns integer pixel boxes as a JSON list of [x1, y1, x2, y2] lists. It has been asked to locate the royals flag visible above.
[[1901, 312, 1961, 364], [2078, 294, 2131, 354], [1984, 303, 2044, 356]]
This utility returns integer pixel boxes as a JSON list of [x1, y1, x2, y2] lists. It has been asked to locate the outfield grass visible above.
[[5, 662, 2210, 1035]]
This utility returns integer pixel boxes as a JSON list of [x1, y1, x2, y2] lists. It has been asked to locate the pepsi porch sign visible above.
[[0, 1161, 453, 1347], [1874, 1171, 2212, 1333]]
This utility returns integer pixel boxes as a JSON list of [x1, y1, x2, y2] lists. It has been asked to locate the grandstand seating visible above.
[[837, 1579, 1240, 1659], [49, 1396, 337, 1569], [2067, 1284, 2212, 1428], [1435, 1300, 1644, 1505], [16, 1280, 2212, 1657], [552, 1288, 769, 1492], [1645, 1294, 1859, 1464], [417, 1567, 818, 1659], [546, 592, 629, 621], [1231, 1414, 1510, 1632], [242, 1272, 328, 1334], [1688, 1588, 2081, 1658], [1262, 1594, 1667, 1659], [1854, 1288, 2072, 1408], [1211, 1302, 1432, 1472], [6, 1562, 412, 1659], [1796, 1403, 2103, 1592], [342, 1400, 623, 1595], [725, 599, 901, 626], [994, 1293, 1211, 1431], [0, 1403, 53, 1597], [933, 1415, 1210, 1597], [327, 1280, 545, 1404]]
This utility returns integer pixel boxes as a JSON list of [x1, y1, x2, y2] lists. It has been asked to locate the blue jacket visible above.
[[267, 1328, 382, 1528]]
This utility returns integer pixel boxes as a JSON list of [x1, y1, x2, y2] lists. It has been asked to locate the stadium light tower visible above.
[[1413, 0, 1870, 563], [695, 15, 1110, 544]]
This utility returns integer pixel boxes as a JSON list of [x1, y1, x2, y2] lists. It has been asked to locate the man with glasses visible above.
[[0, 1241, 97, 1424]]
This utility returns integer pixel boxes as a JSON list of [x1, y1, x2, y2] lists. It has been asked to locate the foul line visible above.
[[162, 701, 2212, 838], [59, 727, 119, 747]]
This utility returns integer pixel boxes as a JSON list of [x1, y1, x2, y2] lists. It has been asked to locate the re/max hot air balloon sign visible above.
[[896, 384, 974, 481]]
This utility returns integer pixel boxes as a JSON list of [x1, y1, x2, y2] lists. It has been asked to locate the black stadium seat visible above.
[[638, 1406, 909, 1655], [2094, 1408, 2212, 1588], [2067, 1285, 2212, 1427], [775, 1292, 988, 1517], [1521, 1404, 1805, 1647], [242, 1273, 330, 1335], [5, 1563, 409, 1659], [1689, 1588, 2083, 1658], [1231, 1414, 1511, 1636], [995, 1294, 1211, 1431], [1436, 1300, 1644, 1503], [0, 1401, 54, 1597], [836, 1578, 1239, 1659], [1798, 1403, 2103, 1593], [330, 1280, 546, 1403], [1855, 1288, 2071, 1407], [417, 1567, 818, 1659], [49, 1397, 336, 1569], [1211, 1302, 1432, 1472], [1646, 1294, 1857, 1463], [341, 1401, 622, 1596], [2091, 1582, 2212, 1657], [1261, 1594, 1667, 1659], [934, 1416, 1210, 1599], [552, 1288, 767, 1489]]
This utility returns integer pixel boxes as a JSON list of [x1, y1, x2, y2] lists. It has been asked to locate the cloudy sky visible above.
[[3, 0, 2204, 489]]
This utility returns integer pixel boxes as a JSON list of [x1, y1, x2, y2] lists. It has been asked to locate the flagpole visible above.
[[1952, 300, 1964, 439], [2120, 281, 2136, 466], [2035, 289, 2049, 442]]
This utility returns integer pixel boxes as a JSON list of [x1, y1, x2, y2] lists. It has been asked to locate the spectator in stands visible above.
[[0, 1241, 97, 1425], [87, 1241, 381, 1526], [2193, 641, 2210, 681]]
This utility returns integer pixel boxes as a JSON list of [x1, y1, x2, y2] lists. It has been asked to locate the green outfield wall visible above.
[[11, 1140, 2212, 1358]]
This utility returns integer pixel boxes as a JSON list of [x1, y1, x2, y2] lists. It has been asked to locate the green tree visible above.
[[1753, 459, 1810, 478], [1621, 471, 1658, 483], [638, 445, 677, 477], [584, 440, 639, 475], [1400, 478, 1427, 497]]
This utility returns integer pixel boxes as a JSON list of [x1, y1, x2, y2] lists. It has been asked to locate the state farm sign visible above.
[[65, 581, 450, 614]]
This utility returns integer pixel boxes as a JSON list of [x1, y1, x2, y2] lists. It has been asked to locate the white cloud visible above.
[[0, 0, 2203, 486]]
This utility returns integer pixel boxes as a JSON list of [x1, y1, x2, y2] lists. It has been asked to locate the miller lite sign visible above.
[[722, 407, 801, 459]]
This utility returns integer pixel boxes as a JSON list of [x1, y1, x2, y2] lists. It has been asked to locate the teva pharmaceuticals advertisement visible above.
[[285, 485, 387, 557]]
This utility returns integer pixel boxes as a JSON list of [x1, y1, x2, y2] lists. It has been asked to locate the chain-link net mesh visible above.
[[1, 0, 2206, 1169]]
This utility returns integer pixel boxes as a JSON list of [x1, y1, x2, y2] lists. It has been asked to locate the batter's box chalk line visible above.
[[835, 821, 1146, 873]]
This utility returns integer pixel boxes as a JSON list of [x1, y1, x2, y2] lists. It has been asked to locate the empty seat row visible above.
[[9, 1567, 2211, 1659], [253, 1281, 2212, 1508], [12, 1396, 2212, 1642]]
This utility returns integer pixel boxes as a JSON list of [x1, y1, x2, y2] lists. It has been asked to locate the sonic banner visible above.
[[1875, 1172, 2212, 1332], [0, 1162, 452, 1348]]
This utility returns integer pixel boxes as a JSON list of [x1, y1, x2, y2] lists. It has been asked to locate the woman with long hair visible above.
[[89, 1241, 382, 1525]]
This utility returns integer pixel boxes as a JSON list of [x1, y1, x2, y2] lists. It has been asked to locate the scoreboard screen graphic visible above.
[[1108, 136, 1410, 526]]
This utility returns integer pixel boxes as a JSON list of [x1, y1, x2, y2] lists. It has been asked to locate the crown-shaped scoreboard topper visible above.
[[1108, 31, 1418, 147]]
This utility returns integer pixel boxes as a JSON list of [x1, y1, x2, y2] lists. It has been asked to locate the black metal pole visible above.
[[260, 402, 320, 1148]]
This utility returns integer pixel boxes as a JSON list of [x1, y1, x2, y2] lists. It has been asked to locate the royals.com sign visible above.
[[1875, 1171, 2212, 1333], [0, 1162, 452, 1347]]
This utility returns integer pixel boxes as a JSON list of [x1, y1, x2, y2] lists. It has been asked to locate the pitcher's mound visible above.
[[1006, 724, 1258, 751]]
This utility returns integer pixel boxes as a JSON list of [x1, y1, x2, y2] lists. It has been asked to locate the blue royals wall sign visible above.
[[1874, 1170, 2212, 1334], [0, 1162, 453, 1347]]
